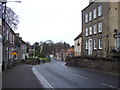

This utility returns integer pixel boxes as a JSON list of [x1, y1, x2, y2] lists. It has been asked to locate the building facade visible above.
[[2, 19, 15, 69], [0, 2, 3, 72], [82, 1, 120, 58], [15, 33, 28, 62], [74, 33, 82, 56]]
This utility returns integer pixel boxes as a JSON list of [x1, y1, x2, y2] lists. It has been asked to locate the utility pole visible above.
[[0, 0, 6, 89]]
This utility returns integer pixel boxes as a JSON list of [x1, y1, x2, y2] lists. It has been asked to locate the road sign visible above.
[[11, 52, 17, 55]]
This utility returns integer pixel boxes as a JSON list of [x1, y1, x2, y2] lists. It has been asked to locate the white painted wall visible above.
[[0, 42, 2, 90], [0, 45, 1, 66]]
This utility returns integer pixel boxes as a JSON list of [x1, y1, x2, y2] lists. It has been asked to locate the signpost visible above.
[[11, 51, 18, 55]]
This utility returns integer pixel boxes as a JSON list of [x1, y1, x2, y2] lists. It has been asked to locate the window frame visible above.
[[98, 22, 102, 33], [85, 14, 88, 23], [93, 8, 97, 19], [86, 28, 88, 36], [89, 26, 92, 35], [98, 38, 102, 49], [93, 24, 97, 34], [89, 11, 92, 21], [86, 40, 88, 50], [94, 40, 97, 50], [98, 5, 102, 16], [115, 37, 120, 51]]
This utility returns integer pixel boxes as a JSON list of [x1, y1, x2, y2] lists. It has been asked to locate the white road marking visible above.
[[73, 74, 88, 79], [32, 67, 54, 89], [101, 83, 117, 88]]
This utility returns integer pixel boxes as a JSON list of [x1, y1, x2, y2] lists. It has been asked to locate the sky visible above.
[[7, 0, 89, 46]]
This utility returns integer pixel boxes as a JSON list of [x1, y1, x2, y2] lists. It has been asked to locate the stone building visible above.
[[74, 33, 82, 56], [82, 1, 120, 58], [2, 19, 16, 69], [0, 2, 3, 72], [15, 33, 28, 62]]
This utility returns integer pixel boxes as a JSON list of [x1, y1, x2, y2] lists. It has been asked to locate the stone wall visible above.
[[66, 57, 119, 73]]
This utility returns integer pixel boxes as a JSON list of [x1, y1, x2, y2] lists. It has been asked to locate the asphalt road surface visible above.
[[32, 59, 119, 89]]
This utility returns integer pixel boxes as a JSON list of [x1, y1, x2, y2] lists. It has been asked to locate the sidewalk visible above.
[[2, 64, 44, 89]]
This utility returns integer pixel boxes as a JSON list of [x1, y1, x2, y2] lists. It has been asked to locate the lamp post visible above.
[[0, 1, 6, 89], [0, 0, 6, 73]]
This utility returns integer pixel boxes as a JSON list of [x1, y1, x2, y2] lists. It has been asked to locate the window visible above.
[[98, 5, 102, 16], [98, 22, 102, 33], [86, 28, 88, 36], [93, 8, 97, 19], [98, 39, 102, 49], [89, 11, 92, 21], [85, 14, 88, 23], [89, 26, 92, 35], [86, 40, 88, 50], [94, 40, 97, 49], [93, 24, 97, 34], [115, 37, 120, 51], [7, 30, 9, 40]]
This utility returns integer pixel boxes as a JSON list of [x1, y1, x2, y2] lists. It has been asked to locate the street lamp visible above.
[[0, 34, 3, 42], [7, 0, 21, 3]]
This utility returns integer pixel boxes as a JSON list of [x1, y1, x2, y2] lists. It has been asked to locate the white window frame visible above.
[[89, 26, 92, 35], [93, 8, 97, 19], [7, 30, 9, 40], [86, 28, 88, 36], [93, 24, 97, 34], [98, 22, 102, 33], [89, 11, 92, 21], [98, 38, 102, 49], [85, 14, 88, 23], [98, 5, 102, 16], [86, 40, 88, 50], [115, 37, 120, 51], [94, 40, 97, 50]]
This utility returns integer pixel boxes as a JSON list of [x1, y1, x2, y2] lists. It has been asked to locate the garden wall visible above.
[[66, 57, 119, 73]]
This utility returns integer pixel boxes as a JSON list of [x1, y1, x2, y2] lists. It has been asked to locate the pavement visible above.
[[2, 64, 44, 89]]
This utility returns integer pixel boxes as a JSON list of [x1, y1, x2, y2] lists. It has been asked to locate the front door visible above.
[[88, 39, 92, 55]]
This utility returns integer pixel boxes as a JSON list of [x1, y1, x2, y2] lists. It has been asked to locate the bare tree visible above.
[[5, 6, 19, 31]]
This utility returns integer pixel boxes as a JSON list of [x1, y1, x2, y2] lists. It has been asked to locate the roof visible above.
[[81, 2, 94, 12], [74, 33, 82, 41]]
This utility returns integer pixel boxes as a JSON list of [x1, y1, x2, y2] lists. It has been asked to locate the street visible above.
[[32, 59, 119, 89]]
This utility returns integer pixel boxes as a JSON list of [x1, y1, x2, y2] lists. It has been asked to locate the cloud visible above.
[[7, 0, 89, 45]]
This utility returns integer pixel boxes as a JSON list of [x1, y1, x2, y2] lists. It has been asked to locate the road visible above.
[[32, 59, 119, 89]]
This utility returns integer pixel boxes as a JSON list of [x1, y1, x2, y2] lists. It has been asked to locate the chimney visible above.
[[16, 33, 19, 37], [89, 0, 96, 4], [19, 37, 22, 40]]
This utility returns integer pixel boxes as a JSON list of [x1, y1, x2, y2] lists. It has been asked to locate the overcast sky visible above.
[[7, 0, 89, 45]]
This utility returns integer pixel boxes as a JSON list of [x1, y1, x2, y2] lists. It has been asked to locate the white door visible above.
[[88, 39, 92, 55], [0, 42, 2, 70]]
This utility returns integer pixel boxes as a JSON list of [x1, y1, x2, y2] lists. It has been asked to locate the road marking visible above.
[[32, 67, 54, 90], [73, 74, 88, 79], [101, 83, 117, 88]]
